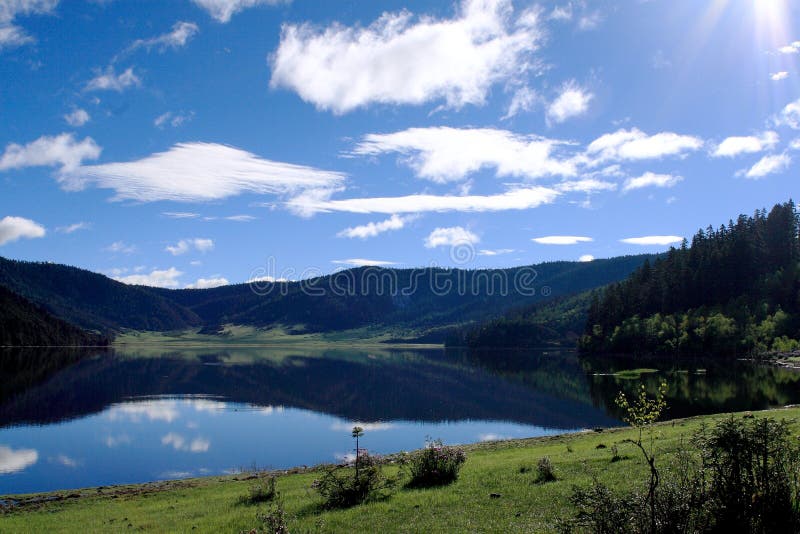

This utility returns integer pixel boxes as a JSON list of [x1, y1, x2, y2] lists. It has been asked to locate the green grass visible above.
[[2, 407, 798, 533], [113, 325, 443, 350]]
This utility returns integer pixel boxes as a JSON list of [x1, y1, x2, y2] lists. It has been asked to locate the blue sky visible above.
[[0, 0, 798, 288]]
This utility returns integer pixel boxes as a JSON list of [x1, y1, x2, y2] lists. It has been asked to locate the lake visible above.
[[1, 346, 799, 494]]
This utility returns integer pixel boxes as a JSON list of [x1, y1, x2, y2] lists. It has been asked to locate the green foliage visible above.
[[697, 416, 800, 532], [581, 201, 800, 356], [244, 499, 289, 534], [404, 439, 467, 488], [240, 476, 277, 505], [312, 453, 391, 509]]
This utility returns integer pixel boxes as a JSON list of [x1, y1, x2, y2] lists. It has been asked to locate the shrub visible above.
[[566, 479, 637, 533], [535, 456, 557, 483], [313, 453, 391, 509], [247, 500, 289, 534], [405, 439, 467, 488], [697, 416, 800, 532], [240, 476, 277, 505]]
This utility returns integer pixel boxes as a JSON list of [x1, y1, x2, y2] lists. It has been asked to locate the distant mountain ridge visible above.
[[0, 254, 657, 343]]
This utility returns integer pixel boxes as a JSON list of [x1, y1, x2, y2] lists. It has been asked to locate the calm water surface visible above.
[[1, 347, 798, 494]]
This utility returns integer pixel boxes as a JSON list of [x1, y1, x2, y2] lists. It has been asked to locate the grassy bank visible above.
[[2, 407, 798, 533]]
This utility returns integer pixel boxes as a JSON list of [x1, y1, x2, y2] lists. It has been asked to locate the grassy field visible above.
[[113, 325, 442, 350], [2, 407, 798, 533]]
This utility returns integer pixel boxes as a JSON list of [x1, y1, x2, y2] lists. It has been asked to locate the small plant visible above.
[[250, 500, 289, 534], [405, 439, 467, 488], [312, 426, 395, 509], [535, 456, 557, 483], [615, 381, 668, 532], [240, 476, 277, 505], [610, 444, 622, 463]]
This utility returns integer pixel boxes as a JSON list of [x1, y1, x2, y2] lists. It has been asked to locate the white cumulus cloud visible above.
[[546, 81, 592, 124], [771, 71, 789, 81], [352, 127, 575, 183], [424, 226, 479, 248], [711, 131, 778, 157], [85, 66, 141, 92], [584, 128, 703, 165], [337, 214, 415, 239], [270, 0, 543, 113], [165, 238, 214, 256], [0, 216, 46, 246], [737, 153, 791, 179], [0, 133, 101, 172], [622, 172, 683, 193], [186, 277, 229, 289], [774, 98, 800, 129], [64, 108, 90, 127], [578, 254, 594, 262], [114, 267, 183, 288]]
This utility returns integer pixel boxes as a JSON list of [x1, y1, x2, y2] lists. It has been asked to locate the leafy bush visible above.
[[697, 416, 800, 532], [242, 500, 289, 534], [566, 415, 800, 533], [405, 439, 467, 488], [313, 453, 391, 509], [240, 476, 277, 505], [535, 456, 557, 483]]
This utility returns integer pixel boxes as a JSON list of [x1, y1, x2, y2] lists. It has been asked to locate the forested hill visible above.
[[0, 257, 201, 334], [0, 285, 107, 346], [0, 254, 654, 341], [580, 201, 800, 356]]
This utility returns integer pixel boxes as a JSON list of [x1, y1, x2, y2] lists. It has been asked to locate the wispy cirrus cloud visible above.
[[621, 235, 683, 246], [56, 221, 90, 234], [0, 0, 58, 52], [126, 21, 199, 54], [288, 186, 560, 217], [63, 142, 345, 202], [270, 0, 544, 114], [331, 258, 398, 267], [532, 235, 592, 245], [193, 0, 287, 23]]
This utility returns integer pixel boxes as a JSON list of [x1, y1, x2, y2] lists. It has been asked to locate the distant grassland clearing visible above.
[[113, 325, 444, 349]]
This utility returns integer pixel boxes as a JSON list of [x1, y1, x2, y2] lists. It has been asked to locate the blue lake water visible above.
[[1, 347, 798, 494]]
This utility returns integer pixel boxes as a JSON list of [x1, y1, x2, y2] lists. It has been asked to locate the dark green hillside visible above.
[[581, 201, 800, 356], [446, 290, 595, 348], [0, 257, 201, 334], [0, 285, 107, 346], [0, 254, 653, 341], [152, 255, 655, 339]]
